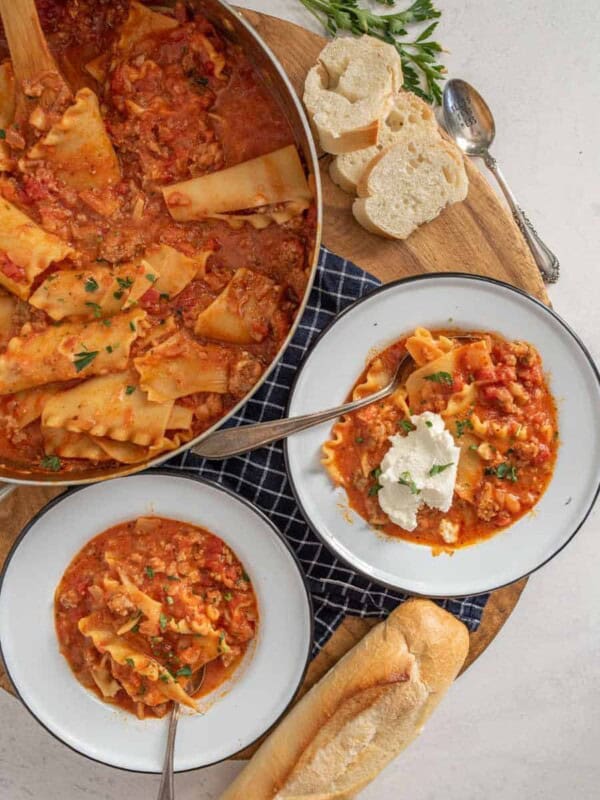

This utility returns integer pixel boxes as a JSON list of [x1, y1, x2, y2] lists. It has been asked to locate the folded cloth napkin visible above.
[[162, 247, 489, 653]]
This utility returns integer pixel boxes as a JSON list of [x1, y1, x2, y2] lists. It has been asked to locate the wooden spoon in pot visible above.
[[0, 0, 71, 126]]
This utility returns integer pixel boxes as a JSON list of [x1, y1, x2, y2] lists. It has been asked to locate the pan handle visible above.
[[0, 482, 15, 502]]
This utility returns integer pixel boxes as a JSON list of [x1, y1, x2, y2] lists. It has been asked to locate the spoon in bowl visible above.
[[442, 78, 559, 284], [156, 665, 206, 800], [192, 335, 480, 459]]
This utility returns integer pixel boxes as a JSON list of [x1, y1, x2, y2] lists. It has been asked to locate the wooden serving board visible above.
[[1, 11, 537, 738]]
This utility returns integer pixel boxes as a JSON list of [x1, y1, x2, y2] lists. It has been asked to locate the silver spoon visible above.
[[443, 78, 559, 284], [192, 354, 412, 459], [156, 665, 206, 800]]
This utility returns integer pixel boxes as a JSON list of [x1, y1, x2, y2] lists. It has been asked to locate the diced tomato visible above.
[[0, 252, 26, 283], [139, 287, 161, 312]]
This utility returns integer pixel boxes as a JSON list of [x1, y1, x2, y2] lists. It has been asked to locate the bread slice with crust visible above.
[[353, 130, 469, 239], [329, 90, 438, 193], [303, 35, 402, 155]]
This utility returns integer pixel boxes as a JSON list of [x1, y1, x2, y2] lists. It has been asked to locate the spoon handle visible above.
[[192, 383, 393, 459], [156, 704, 180, 800], [482, 153, 560, 284]]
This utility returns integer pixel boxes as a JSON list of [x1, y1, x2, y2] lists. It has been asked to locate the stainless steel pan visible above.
[[0, 0, 322, 495]]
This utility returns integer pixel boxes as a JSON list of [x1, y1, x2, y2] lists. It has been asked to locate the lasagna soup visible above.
[[323, 327, 558, 549], [55, 516, 258, 718], [0, 1, 315, 475]]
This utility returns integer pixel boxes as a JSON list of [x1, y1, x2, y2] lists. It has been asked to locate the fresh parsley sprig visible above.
[[298, 0, 445, 104]]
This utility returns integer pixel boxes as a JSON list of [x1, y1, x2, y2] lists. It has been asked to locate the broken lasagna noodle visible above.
[[0, 1, 315, 474], [323, 328, 558, 548], [54, 516, 258, 719]]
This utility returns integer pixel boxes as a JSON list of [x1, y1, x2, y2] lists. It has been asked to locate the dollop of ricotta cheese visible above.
[[377, 411, 460, 531]]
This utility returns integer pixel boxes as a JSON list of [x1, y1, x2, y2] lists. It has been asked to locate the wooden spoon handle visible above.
[[0, 0, 59, 84]]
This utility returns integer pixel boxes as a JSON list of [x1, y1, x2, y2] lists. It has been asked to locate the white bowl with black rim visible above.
[[0, 472, 313, 772], [284, 274, 600, 598]]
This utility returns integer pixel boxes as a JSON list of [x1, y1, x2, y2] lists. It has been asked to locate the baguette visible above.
[[303, 36, 402, 155], [329, 90, 438, 193], [220, 599, 469, 800], [352, 131, 469, 240]]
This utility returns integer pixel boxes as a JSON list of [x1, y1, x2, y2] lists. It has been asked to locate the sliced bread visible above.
[[353, 130, 469, 239], [303, 36, 402, 155], [329, 90, 438, 193]]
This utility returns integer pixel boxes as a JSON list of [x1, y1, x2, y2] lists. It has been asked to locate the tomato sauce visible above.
[[55, 516, 258, 718], [326, 330, 559, 549], [0, 1, 316, 475]]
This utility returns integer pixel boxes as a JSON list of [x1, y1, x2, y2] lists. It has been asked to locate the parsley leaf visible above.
[[40, 455, 61, 472], [429, 462, 454, 476], [398, 470, 420, 495], [73, 350, 99, 373], [485, 463, 519, 482], [425, 420, 433, 428], [224, 591, 232, 601], [146, 273, 157, 283], [176, 665, 192, 677], [125, 385, 136, 395], [159, 613, 168, 631], [455, 418, 474, 437], [85, 301, 102, 319], [368, 466, 383, 496], [117, 276, 133, 290], [399, 419, 416, 433], [424, 371, 453, 386], [145, 566, 155, 578], [129, 321, 136, 332], [125, 657, 135, 668], [84, 276, 99, 293]]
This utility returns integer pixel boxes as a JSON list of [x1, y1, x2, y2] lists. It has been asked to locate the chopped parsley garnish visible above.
[[398, 470, 420, 495], [145, 273, 157, 283], [0, 129, 5, 140], [455, 418, 474, 437], [224, 591, 232, 601], [165, 595, 174, 606], [159, 613, 168, 631], [167, 575, 180, 581], [131, 623, 140, 634], [368, 466, 383, 496], [241, 571, 250, 582], [399, 419, 416, 433], [429, 462, 454, 477], [424, 371, 453, 386], [159, 292, 170, 301], [125, 657, 135, 668], [106, 345, 113, 353], [485, 463, 519, 482], [469, 444, 479, 451], [145, 566, 155, 578], [102, 318, 112, 327], [176, 665, 192, 678], [218, 632, 230, 653], [138, 682, 146, 695], [129, 321, 136, 332], [40, 455, 61, 472], [113, 289, 124, 300], [159, 674, 171, 683], [125, 385, 136, 395], [355, 436, 364, 444], [425, 420, 433, 428], [84, 276, 99, 293], [85, 301, 102, 319], [73, 350, 99, 373], [117, 276, 134, 290]]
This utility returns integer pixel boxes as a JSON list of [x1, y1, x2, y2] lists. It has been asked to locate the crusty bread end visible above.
[[219, 600, 469, 800]]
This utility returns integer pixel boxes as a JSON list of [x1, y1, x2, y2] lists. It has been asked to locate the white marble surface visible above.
[[1, 1, 599, 798]]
